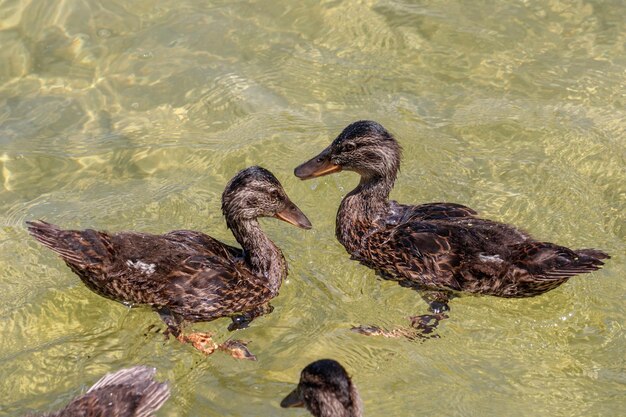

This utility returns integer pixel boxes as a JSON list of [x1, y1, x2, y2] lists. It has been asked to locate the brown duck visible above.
[[281, 359, 362, 417], [28, 366, 169, 417], [295, 121, 609, 334], [28, 166, 311, 359]]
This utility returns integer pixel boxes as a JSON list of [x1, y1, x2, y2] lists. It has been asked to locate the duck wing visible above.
[[461, 241, 610, 297], [164, 229, 242, 259], [364, 221, 465, 291], [387, 201, 477, 225], [26, 222, 243, 271], [26, 221, 254, 307], [158, 254, 274, 322], [49, 366, 170, 417], [364, 216, 610, 296], [404, 202, 478, 220]]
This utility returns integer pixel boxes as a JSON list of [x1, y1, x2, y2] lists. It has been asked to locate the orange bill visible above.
[[294, 148, 341, 180], [274, 199, 312, 229]]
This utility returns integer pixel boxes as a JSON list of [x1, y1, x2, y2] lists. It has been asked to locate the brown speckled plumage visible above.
[[281, 359, 362, 417], [295, 121, 610, 300], [27, 167, 311, 357], [28, 366, 169, 417]]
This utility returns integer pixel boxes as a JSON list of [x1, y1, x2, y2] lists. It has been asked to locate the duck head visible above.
[[281, 359, 362, 417], [294, 120, 401, 182], [222, 166, 312, 229]]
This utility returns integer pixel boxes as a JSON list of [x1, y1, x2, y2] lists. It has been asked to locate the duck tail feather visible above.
[[540, 250, 609, 280], [575, 248, 610, 261], [513, 242, 609, 281], [26, 220, 113, 266]]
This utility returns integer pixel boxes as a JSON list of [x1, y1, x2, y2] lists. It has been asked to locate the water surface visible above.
[[1, 0, 624, 416]]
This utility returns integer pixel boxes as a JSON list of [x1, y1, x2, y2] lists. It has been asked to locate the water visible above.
[[1, 0, 624, 415]]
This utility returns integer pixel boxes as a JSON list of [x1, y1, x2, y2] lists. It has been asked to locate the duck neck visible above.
[[313, 389, 362, 417], [228, 218, 286, 294], [336, 175, 394, 254]]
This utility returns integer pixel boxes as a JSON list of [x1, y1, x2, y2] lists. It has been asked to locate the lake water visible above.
[[0, 0, 624, 416]]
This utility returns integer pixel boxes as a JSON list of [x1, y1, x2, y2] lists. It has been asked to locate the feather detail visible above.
[[302, 121, 610, 298], [29, 366, 169, 417]]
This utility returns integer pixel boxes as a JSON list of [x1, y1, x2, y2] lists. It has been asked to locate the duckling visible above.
[[28, 166, 311, 359], [294, 121, 609, 333], [28, 366, 169, 417], [281, 359, 362, 417]]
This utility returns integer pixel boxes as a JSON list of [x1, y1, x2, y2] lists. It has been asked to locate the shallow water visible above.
[[1, 0, 624, 416]]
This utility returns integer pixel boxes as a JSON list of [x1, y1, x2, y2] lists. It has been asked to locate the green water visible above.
[[1, 0, 624, 415]]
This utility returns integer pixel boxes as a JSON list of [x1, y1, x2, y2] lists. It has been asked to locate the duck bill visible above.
[[294, 148, 342, 180], [280, 388, 304, 408], [274, 199, 312, 230]]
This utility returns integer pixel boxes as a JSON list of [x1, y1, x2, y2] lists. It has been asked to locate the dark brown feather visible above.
[[27, 166, 310, 333], [281, 359, 362, 417], [28, 366, 169, 417], [296, 121, 610, 298]]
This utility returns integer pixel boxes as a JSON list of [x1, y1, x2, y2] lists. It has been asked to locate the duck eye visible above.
[[343, 142, 356, 152], [270, 189, 281, 200]]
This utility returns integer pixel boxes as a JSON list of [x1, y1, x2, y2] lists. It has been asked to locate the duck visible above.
[[281, 359, 362, 417], [28, 366, 170, 417], [294, 121, 609, 333], [28, 166, 311, 359]]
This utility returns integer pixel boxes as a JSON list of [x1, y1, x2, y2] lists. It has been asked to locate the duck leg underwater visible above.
[[157, 306, 257, 360]]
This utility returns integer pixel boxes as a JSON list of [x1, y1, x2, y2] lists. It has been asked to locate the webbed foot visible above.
[[351, 325, 390, 337], [177, 332, 257, 360], [178, 332, 218, 355], [351, 312, 448, 340], [408, 313, 448, 335], [350, 325, 421, 340], [218, 339, 257, 361]]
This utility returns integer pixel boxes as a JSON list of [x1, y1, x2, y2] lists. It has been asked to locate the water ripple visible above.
[[0, 0, 624, 416]]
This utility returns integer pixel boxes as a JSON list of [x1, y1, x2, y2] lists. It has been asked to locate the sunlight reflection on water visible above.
[[0, 1, 624, 416]]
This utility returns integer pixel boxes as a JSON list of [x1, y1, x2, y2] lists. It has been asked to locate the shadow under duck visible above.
[[294, 121, 609, 335], [281, 359, 362, 417], [27, 366, 170, 417], [27, 166, 311, 359]]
